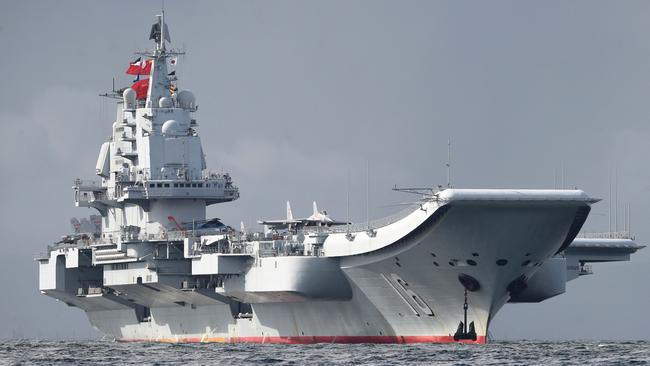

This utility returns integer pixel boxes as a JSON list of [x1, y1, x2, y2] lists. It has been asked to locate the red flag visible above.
[[126, 58, 152, 75], [132, 78, 149, 100]]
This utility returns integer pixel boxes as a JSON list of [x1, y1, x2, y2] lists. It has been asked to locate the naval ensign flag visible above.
[[126, 58, 152, 76]]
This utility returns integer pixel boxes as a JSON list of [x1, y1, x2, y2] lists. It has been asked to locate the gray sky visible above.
[[0, 0, 648, 340]]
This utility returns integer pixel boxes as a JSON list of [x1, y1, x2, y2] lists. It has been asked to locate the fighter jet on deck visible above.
[[258, 201, 348, 229]]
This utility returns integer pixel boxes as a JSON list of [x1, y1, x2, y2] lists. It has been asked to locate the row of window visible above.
[[148, 182, 222, 189], [111, 263, 128, 270]]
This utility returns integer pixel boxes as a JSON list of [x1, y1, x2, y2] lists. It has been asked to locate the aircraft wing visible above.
[[297, 218, 350, 227], [257, 219, 301, 229], [327, 220, 350, 226]]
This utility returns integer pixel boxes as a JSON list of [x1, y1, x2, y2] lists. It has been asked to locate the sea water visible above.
[[0, 339, 648, 365]]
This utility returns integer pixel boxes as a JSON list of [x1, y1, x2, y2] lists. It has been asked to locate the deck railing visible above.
[[576, 231, 632, 240]]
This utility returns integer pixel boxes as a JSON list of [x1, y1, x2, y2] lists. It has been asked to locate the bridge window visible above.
[[164, 183, 170, 188], [174, 183, 178, 188], [149, 183, 154, 188], [157, 183, 162, 188]]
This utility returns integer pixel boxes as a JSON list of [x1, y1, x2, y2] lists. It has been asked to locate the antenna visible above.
[[608, 173, 612, 233], [366, 160, 370, 231], [347, 169, 350, 233], [623, 201, 626, 234], [446, 137, 452, 188], [628, 203, 632, 235], [615, 169, 618, 232], [160, 10, 165, 51]]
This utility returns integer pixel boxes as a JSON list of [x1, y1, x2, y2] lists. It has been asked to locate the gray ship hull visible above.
[[46, 193, 589, 343], [37, 13, 644, 344]]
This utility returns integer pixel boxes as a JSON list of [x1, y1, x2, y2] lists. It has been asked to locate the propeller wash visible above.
[[37, 13, 644, 343]]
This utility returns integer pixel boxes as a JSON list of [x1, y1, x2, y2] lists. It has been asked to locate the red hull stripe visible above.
[[122, 335, 487, 344]]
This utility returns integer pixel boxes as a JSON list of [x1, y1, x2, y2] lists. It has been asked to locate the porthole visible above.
[[448, 261, 456, 267], [458, 273, 481, 292], [430, 253, 436, 257], [496, 259, 508, 266], [466, 259, 477, 266], [471, 252, 479, 257], [521, 260, 531, 267], [395, 262, 401, 267], [433, 261, 439, 266]]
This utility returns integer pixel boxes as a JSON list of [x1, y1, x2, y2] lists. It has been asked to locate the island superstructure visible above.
[[36, 13, 644, 343]]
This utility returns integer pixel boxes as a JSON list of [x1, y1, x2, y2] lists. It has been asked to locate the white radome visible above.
[[123, 88, 136, 109], [176, 89, 195, 109], [158, 96, 173, 108], [161, 119, 182, 136]]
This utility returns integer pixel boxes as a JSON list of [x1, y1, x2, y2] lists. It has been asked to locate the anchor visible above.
[[453, 274, 479, 341]]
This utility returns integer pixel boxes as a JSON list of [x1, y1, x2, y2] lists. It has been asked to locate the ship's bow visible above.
[[340, 189, 595, 343]]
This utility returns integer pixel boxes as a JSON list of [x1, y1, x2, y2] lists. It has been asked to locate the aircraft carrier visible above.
[[36, 13, 644, 343]]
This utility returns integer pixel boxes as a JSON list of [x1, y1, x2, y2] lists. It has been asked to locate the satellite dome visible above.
[[177, 90, 195, 109], [161, 119, 183, 136], [159, 97, 173, 108], [123, 88, 136, 109]]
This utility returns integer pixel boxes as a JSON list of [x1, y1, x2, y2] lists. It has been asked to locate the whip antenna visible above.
[[446, 138, 452, 188]]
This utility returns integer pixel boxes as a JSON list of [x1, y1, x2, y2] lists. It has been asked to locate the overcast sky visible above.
[[0, 0, 648, 340]]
